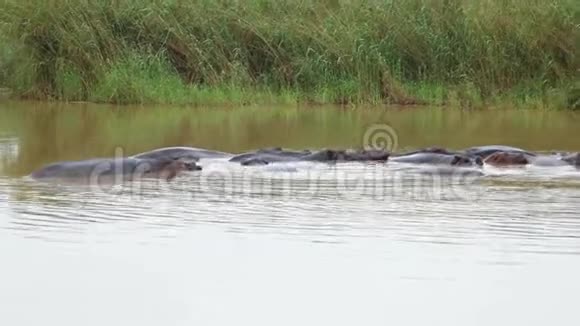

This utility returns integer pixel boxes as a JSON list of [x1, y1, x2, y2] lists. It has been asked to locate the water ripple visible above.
[[1, 162, 580, 260]]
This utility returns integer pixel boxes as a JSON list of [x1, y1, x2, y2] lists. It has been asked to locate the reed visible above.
[[0, 0, 577, 108]]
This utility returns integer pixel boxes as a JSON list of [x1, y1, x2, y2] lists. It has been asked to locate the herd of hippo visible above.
[[28, 145, 580, 183]]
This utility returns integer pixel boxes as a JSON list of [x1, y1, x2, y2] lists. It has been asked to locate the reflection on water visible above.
[[1, 101, 580, 326], [0, 136, 18, 172], [2, 100, 580, 176]]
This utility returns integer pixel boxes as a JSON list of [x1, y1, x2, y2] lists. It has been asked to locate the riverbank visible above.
[[0, 0, 578, 109]]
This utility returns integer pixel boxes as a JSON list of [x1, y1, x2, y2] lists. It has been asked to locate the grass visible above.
[[0, 0, 578, 108]]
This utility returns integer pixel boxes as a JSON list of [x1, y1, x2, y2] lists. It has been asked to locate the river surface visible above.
[[1, 101, 580, 326]]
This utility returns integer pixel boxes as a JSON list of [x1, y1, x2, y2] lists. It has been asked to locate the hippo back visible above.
[[462, 145, 535, 159], [133, 146, 232, 161]]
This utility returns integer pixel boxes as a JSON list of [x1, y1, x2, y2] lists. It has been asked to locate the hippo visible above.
[[256, 147, 312, 156], [132, 146, 233, 161], [236, 153, 313, 165], [274, 148, 389, 162], [240, 158, 270, 166], [462, 145, 535, 159], [230, 148, 311, 163], [30, 157, 201, 183], [483, 152, 530, 167], [338, 149, 390, 162], [529, 154, 572, 167], [481, 151, 578, 167], [235, 150, 329, 165], [562, 153, 580, 166], [300, 149, 342, 162], [389, 152, 483, 167], [232, 148, 389, 165], [393, 147, 457, 157]]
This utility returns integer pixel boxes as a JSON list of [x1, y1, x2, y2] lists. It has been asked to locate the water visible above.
[[1, 101, 580, 326]]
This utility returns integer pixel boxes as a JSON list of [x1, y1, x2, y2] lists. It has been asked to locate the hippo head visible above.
[[343, 149, 390, 161], [562, 153, 580, 166], [183, 161, 203, 171], [450, 155, 480, 167], [159, 159, 201, 171], [138, 158, 199, 181], [362, 149, 390, 160], [483, 152, 529, 167], [313, 149, 343, 161], [162, 159, 201, 179]]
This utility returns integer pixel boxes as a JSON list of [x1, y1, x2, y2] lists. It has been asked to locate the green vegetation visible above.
[[0, 0, 578, 108]]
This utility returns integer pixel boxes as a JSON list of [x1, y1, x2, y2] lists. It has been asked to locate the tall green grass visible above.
[[0, 0, 578, 108]]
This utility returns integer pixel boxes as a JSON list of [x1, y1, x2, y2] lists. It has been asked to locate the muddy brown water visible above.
[[1, 101, 580, 326]]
